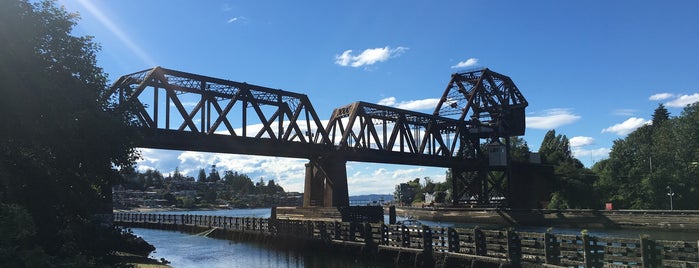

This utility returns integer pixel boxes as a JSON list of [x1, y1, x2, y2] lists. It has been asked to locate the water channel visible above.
[[129, 208, 699, 267]]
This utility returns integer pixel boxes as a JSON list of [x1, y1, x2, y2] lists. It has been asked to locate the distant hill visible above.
[[350, 194, 393, 202]]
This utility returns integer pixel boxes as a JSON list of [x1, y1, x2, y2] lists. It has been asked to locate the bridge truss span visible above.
[[106, 66, 332, 157], [325, 101, 476, 167], [434, 68, 528, 138], [106, 66, 529, 208]]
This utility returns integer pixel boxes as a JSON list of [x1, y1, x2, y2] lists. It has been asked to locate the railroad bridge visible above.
[[106, 67, 528, 208]]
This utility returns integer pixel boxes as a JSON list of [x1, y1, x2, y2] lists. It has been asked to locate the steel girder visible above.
[[433, 68, 528, 207], [324, 101, 479, 167], [434, 68, 528, 137], [106, 67, 528, 208], [106, 67, 331, 146]]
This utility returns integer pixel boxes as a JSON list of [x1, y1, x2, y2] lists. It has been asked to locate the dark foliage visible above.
[[0, 0, 144, 265]]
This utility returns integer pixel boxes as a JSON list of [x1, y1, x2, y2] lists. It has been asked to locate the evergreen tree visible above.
[[651, 103, 670, 126], [208, 164, 221, 182], [198, 168, 207, 182]]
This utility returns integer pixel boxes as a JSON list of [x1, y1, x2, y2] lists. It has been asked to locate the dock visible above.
[[114, 213, 699, 267]]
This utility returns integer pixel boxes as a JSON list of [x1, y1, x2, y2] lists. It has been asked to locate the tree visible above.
[[173, 166, 184, 180], [651, 103, 670, 126], [538, 130, 597, 208], [208, 164, 220, 182], [594, 103, 699, 209], [223, 171, 254, 194], [198, 168, 207, 182], [0, 0, 140, 263], [508, 136, 531, 162]]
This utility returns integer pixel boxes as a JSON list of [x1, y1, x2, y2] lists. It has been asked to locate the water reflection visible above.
[[129, 228, 383, 268]]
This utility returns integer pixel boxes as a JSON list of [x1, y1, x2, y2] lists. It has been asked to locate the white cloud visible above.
[[138, 148, 447, 195], [390, 167, 426, 179], [377, 97, 396, 106], [569, 136, 595, 147], [649, 93, 674, 101], [226, 16, 248, 24], [572, 147, 610, 161], [377, 97, 439, 111], [451, 58, 479, 69], [601, 117, 651, 136], [526, 109, 581, 129], [346, 164, 446, 195], [612, 109, 637, 116], [665, 93, 699, 108], [335, 46, 408, 67]]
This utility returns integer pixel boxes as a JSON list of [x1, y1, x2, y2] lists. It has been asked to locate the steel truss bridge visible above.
[[106, 67, 528, 207]]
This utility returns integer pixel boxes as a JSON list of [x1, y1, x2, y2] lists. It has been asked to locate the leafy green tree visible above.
[[265, 179, 285, 195], [508, 136, 531, 162], [595, 103, 699, 209], [223, 171, 255, 194], [539, 130, 597, 208], [0, 0, 140, 263]]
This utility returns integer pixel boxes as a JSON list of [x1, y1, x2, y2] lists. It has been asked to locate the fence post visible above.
[[348, 222, 356, 241], [640, 236, 658, 268], [448, 227, 460, 253], [506, 230, 522, 267], [334, 221, 341, 240], [364, 222, 375, 250], [402, 225, 410, 248], [474, 227, 486, 256], [306, 221, 314, 238], [319, 221, 327, 241], [544, 232, 559, 265], [582, 234, 597, 268], [381, 224, 389, 245], [423, 225, 433, 255]]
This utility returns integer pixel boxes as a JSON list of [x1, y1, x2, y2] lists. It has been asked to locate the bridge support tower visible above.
[[303, 157, 349, 207]]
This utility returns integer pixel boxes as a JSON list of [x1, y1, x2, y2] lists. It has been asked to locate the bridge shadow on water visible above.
[[131, 227, 396, 268]]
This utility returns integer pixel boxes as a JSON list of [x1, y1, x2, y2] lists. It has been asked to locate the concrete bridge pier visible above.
[[303, 157, 349, 207]]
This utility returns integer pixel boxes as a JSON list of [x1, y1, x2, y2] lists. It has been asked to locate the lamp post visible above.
[[666, 185, 675, 210]]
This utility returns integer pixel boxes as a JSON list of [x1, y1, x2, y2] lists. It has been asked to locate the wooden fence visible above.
[[114, 213, 699, 268]]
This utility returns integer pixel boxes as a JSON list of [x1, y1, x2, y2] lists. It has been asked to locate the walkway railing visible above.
[[114, 213, 699, 267]]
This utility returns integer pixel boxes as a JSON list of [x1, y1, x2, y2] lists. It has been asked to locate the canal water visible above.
[[132, 208, 699, 267]]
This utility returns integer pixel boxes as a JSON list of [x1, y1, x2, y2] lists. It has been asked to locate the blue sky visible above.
[[59, 0, 699, 195]]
